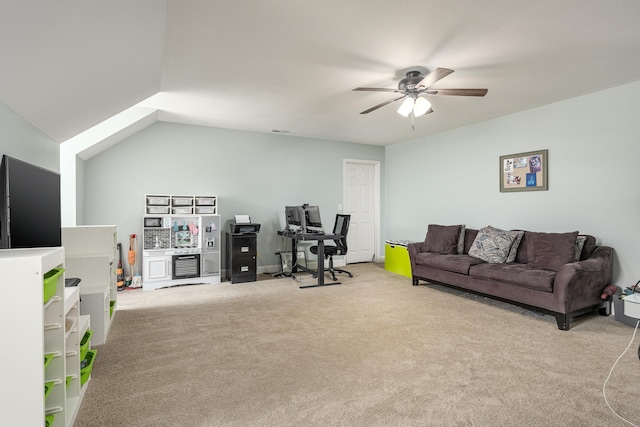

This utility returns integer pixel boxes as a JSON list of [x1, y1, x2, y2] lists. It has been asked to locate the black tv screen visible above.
[[0, 155, 61, 249]]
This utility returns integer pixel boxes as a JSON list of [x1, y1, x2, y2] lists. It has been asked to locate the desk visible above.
[[278, 229, 341, 288]]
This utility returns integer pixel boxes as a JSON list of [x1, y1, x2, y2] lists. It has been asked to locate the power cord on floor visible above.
[[603, 318, 640, 426]]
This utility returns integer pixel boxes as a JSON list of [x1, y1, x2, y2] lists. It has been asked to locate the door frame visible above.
[[342, 159, 382, 263]]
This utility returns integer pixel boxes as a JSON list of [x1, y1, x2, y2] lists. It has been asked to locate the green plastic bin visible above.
[[44, 353, 55, 369], [80, 349, 97, 385], [80, 329, 93, 361], [43, 267, 64, 304], [44, 381, 56, 400], [45, 415, 55, 427]]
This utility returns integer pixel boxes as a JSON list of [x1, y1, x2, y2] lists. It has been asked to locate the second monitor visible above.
[[285, 204, 323, 232], [304, 205, 322, 229]]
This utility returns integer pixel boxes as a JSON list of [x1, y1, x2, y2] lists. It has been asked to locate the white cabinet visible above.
[[0, 247, 87, 427], [62, 225, 117, 346], [142, 253, 171, 282]]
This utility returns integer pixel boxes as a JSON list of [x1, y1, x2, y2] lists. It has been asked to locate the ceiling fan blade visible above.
[[353, 87, 403, 93], [359, 95, 407, 114], [426, 88, 488, 97], [414, 67, 454, 89]]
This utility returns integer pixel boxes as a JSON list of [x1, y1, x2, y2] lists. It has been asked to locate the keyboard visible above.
[[305, 229, 324, 235]]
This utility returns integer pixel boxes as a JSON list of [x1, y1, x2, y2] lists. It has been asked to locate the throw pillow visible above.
[[423, 224, 462, 254], [527, 231, 579, 271], [575, 235, 587, 261], [457, 224, 466, 254], [505, 230, 525, 263], [468, 225, 519, 263]]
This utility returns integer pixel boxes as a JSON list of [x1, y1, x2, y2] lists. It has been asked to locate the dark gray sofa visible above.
[[408, 225, 614, 330]]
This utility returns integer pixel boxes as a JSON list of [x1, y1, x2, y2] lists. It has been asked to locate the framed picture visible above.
[[499, 149, 548, 192]]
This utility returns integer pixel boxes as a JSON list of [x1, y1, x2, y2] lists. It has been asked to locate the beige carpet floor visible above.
[[74, 263, 640, 427]]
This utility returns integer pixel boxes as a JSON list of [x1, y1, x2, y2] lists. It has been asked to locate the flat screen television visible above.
[[0, 155, 61, 249]]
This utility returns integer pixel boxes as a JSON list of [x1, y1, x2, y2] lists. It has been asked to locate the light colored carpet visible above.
[[74, 264, 640, 427]]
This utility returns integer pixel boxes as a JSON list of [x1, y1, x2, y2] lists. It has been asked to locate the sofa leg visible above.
[[412, 277, 419, 286], [555, 314, 570, 331]]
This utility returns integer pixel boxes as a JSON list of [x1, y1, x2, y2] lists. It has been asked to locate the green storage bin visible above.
[[45, 414, 55, 427], [66, 375, 73, 389], [80, 329, 93, 361], [44, 381, 56, 400], [44, 353, 55, 369], [80, 349, 97, 385], [110, 300, 116, 317], [43, 267, 64, 304], [384, 241, 413, 278]]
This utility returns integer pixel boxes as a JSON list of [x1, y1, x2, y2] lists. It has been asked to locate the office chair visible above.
[[310, 214, 353, 281]]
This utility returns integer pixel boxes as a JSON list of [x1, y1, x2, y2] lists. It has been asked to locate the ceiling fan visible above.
[[353, 67, 487, 126]]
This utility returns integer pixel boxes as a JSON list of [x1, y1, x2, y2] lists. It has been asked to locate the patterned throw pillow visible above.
[[505, 230, 525, 263], [457, 224, 466, 254], [468, 226, 519, 263], [575, 235, 587, 261]]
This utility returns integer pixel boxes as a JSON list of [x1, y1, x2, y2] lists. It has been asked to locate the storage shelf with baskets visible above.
[[0, 247, 92, 427], [145, 194, 217, 215]]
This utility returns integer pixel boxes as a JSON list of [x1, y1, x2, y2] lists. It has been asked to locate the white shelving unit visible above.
[[62, 225, 117, 346], [0, 247, 87, 427], [64, 285, 91, 425]]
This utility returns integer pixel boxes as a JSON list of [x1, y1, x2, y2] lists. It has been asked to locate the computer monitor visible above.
[[304, 205, 322, 229], [285, 206, 306, 230]]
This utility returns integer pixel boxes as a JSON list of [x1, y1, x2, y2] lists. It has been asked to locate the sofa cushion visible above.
[[468, 226, 519, 263], [423, 224, 463, 254], [526, 231, 579, 272], [415, 252, 485, 275], [469, 263, 556, 292]]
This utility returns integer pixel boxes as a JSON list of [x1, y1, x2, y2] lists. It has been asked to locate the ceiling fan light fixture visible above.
[[413, 96, 431, 117], [397, 97, 414, 117]]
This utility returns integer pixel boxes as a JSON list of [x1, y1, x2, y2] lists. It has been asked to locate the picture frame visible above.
[[499, 149, 548, 192]]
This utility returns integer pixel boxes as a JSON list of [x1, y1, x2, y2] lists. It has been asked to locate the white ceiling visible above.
[[1, 0, 640, 146]]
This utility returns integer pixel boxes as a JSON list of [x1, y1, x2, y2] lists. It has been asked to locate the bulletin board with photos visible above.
[[500, 149, 548, 192]]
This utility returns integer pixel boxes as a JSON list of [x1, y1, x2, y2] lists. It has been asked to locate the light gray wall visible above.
[[386, 80, 640, 289], [0, 102, 58, 171], [83, 122, 385, 271], [74, 157, 86, 225]]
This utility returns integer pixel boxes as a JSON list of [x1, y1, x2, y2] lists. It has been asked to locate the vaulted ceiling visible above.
[[1, 1, 640, 146]]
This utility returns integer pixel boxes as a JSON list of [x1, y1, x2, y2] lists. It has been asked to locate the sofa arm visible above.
[[407, 242, 424, 265], [553, 246, 614, 313]]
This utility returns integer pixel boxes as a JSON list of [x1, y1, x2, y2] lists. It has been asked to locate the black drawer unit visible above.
[[225, 232, 257, 283]]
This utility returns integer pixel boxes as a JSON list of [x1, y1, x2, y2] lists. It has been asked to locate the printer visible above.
[[229, 214, 261, 234]]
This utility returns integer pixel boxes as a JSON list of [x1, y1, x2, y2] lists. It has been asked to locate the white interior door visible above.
[[343, 160, 379, 263]]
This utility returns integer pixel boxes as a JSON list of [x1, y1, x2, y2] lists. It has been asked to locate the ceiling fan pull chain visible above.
[[410, 112, 415, 130]]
